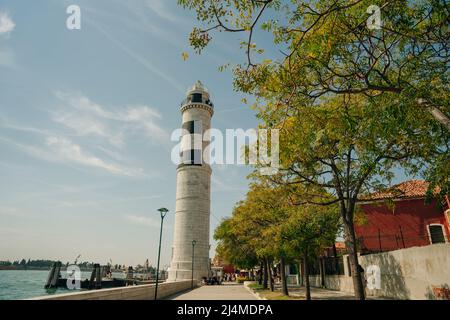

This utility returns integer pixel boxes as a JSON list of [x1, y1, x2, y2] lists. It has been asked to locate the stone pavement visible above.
[[286, 286, 360, 300], [268, 284, 389, 300], [168, 283, 388, 300], [170, 283, 257, 300]]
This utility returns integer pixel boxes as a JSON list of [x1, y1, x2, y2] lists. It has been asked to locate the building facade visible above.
[[168, 81, 214, 281], [355, 180, 450, 253]]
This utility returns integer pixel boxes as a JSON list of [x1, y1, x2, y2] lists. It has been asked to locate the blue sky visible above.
[[0, 0, 267, 267]]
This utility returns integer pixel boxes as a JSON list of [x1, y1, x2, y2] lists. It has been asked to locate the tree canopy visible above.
[[180, 0, 449, 300]]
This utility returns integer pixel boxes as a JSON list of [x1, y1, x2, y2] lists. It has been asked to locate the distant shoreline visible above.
[[0, 267, 49, 271], [0, 267, 93, 272]]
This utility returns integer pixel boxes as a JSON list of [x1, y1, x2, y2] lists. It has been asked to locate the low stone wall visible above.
[[308, 243, 450, 300], [31, 280, 193, 300], [361, 243, 450, 299], [308, 275, 354, 293]]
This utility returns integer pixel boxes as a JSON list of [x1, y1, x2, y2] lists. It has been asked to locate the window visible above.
[[191, 93, 203, 103], [180, 120, 203, 165], [428, 225, 446, 244], [182, 120, 202, 134], [181, 149, 202, 165]]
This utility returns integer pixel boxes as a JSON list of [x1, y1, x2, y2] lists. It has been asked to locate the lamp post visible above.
[[191, 240, 197, 289], [154, 207, 169, 300]]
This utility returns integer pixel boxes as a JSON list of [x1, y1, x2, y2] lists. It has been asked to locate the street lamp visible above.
[[154, 207, 169, 300], [191, 240, 197, 289]]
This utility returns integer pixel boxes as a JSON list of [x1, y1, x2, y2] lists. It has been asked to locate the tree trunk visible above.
[[332, 243, 339, 273], [258, 261, 263, 285], [297, 261, 303, 286], [303, 252, 311, 300], [263, 258, 268, 289], [343, 219, 365, 300], [267, 259, 274, 292], [417, 98, 450, 131], [429, 106, 450, 131], [319, 257, 325, 287], [280, 256, 289, 296]]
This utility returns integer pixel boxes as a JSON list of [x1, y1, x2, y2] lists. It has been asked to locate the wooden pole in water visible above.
[[89, 265, 97, 289], [45, 263, 56, 289], [95, 265, 102, 289]]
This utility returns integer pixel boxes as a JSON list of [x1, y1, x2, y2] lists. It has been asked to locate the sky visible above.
[[0, 0, 415, 269], [0, 0, 273, 267]]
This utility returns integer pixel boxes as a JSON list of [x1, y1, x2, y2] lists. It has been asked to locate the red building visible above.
[[355, 180, 450, 253], [212, 256, 235, 274]]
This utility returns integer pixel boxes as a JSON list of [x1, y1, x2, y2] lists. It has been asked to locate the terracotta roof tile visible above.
[[360, 180, 440, 201], [334, 242, 346, 249]]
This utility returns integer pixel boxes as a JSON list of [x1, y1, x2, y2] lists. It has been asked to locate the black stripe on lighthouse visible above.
[[181, 120, 202, 165]]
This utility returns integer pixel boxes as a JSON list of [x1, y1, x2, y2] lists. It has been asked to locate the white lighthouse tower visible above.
[[168, 81, 213, 282]]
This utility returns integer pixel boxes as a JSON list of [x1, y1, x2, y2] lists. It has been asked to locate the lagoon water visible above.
[[0, 270, 128, 300], [0, 270, 68, 300]]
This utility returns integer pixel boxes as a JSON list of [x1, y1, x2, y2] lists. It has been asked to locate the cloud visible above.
[[124, 214, 159, 227], [45, 136, 136, 176], [0, 135, 145, 177], [145, 0, 178, 22], [52, 112, 124, 147], [53, 91, 168, 145], [84, 18, 185, 93], [0, 12, 14, 35], [122, 106, 167, 138], [82, 1, 226, 73], [0, 92, 166, 178], [0, 116, 51, 135]]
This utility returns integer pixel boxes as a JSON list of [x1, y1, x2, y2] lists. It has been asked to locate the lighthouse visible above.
[[168, 81, 213, 282]]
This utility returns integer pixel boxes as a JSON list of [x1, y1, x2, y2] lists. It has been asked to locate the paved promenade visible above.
[[169, 283, 389, 300], [170, 284, 257, 300]]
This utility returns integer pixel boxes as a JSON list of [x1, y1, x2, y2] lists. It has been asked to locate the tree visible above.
[[180, 0, 449, 299], [179, 0, 449, 128], [215, 183, 292, 293], [247, 184, 291, 295], [269, 93, 448, 299], [281, 201, 340, 299], [214, 214, 259, 270], [215, 182, 340, 297]]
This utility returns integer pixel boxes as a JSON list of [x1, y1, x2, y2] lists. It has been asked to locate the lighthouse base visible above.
[[168, 259, 210, 282]]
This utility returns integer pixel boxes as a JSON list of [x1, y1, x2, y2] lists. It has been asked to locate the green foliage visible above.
[[180, 0, 449, 299], [214, 182, 339, 268], [178, 0, 449, 197], [214, 214, 259, 269], [282, 204, 340, 259]]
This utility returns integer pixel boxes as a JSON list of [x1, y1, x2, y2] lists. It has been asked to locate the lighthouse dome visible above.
[[183, 80, 213, 108], [186, 80, 209, 95]]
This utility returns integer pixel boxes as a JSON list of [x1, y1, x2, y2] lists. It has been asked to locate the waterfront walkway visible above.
[[169, 283, 389, 300], [170, 283, 257, 300]]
